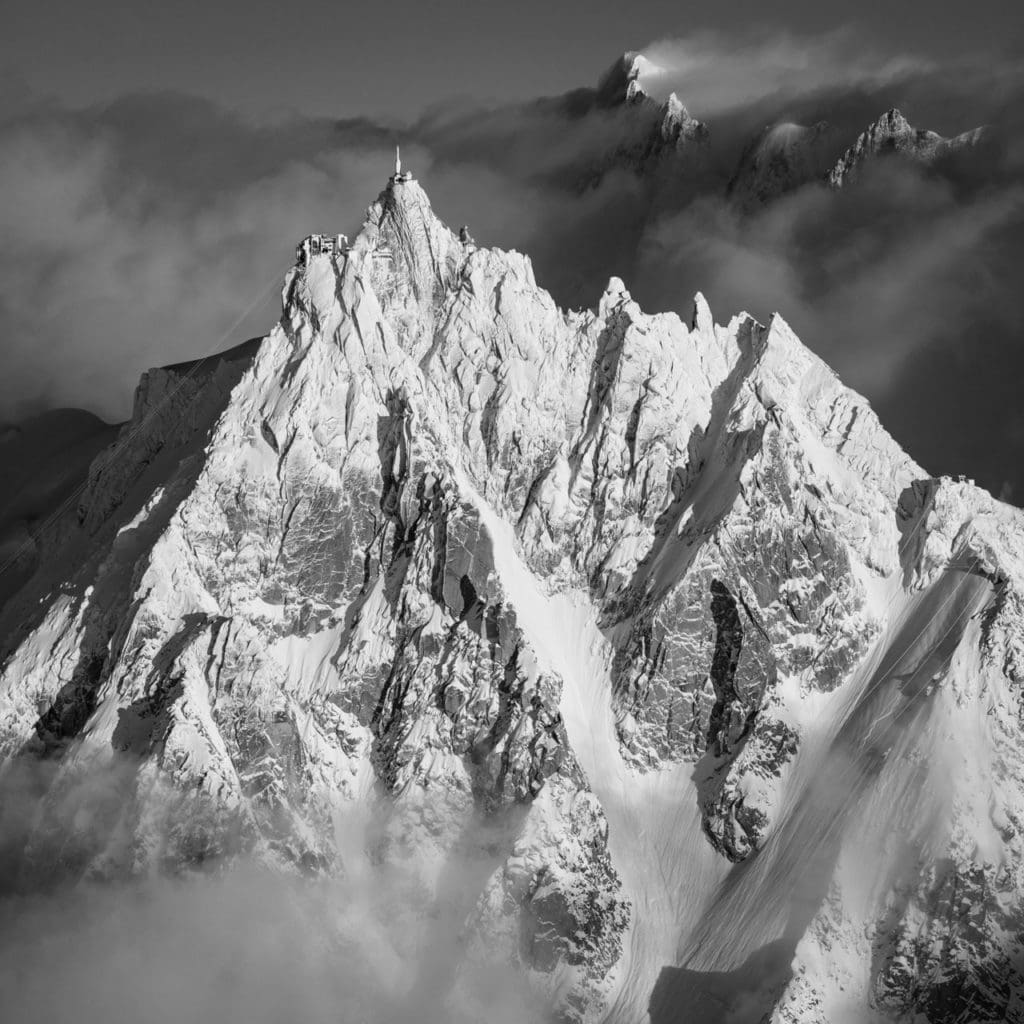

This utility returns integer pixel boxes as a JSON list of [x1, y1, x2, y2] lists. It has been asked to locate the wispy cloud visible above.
[[639, 29, 936, 116]]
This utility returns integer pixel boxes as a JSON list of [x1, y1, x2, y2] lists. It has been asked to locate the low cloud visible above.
[[0, 97, 389, 420], [0, 752, 547, 1024], [0, 865, 543, 1024]]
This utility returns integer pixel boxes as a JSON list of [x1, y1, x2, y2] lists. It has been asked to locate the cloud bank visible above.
[[0, 865, 543, 1024], [0, 753, 547, 1024]]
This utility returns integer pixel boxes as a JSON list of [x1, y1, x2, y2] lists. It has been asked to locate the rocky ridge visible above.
[[589, 54, 990, 210], [728, 107, 992, 207], [827, 108, 993, 187]]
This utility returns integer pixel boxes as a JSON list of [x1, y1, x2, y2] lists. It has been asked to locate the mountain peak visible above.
[[660, 91, 708, 144], [664, 92, 689, 118], [727, 120, 839, 208], [372, 174, 440, 235], [596, 50, 665, 107], [877, 106, 912, 131], [827, 107, 985, 187], [302, 170, 455, 292]]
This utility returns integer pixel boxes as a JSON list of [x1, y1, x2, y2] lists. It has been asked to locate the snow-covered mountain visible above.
[[2, 170, 1024, 1023], [585, 54, 990, 213], [827, 108, 992, 187], [587, 53, 709, 190], [595, 52, 668, 108], [727, 107, 992, 207], [727, 121, 841, 208]]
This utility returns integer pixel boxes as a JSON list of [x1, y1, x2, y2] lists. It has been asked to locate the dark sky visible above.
[[4, 0, 1022, 117]]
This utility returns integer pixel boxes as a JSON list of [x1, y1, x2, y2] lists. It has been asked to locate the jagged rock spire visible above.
[[827, 107, 988, 187]]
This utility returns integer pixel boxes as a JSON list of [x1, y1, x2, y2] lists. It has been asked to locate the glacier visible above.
[[1, 169, 1023, 1023]]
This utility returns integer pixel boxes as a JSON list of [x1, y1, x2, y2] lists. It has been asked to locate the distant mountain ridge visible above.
[[588, 51, 992, 208]]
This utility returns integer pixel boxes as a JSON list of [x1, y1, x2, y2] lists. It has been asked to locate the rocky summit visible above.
[[2, 171, 1024, 1023], [827, 108, 993, 188]]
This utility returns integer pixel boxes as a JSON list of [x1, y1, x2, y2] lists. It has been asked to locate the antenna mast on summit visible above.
[[391, 145, 412, 183]]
